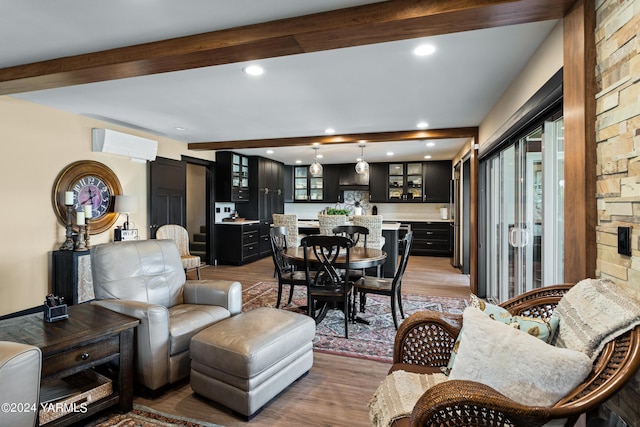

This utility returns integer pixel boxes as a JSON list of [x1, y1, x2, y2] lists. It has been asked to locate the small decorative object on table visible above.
[[59, 191, 76, 251], [74, 211, 87, 251], [43, 294, 68, 322]]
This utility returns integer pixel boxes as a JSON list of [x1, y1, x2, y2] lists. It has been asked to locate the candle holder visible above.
[[75, 224, 87, 251], [84, 218, 91, 249], [59, 204, 75, 251]]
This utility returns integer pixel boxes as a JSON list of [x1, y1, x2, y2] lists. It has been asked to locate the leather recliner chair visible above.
[[91, 239, 242, 392], [0, 341, 42, 427]]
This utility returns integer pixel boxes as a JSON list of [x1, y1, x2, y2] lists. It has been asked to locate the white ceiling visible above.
[[2, 1, 557, 165]]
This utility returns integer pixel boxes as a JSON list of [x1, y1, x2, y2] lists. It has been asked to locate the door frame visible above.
[[182, 156, 216, 265]]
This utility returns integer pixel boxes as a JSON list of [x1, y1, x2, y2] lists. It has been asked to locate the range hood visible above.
[[339, 169, 369, 190]]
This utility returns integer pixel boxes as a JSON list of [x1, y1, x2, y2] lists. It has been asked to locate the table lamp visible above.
[[115, 195, 138, 230]]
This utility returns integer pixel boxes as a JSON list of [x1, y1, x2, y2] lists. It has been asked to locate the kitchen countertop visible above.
[[215, 220, 260, 225], [298, 220, 402, 230]]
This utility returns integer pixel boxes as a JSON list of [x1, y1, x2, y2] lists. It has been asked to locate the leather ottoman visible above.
[[190, 307, 315, 418]]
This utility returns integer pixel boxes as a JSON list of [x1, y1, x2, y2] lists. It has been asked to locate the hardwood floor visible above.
[[134, 255, 469, 427]]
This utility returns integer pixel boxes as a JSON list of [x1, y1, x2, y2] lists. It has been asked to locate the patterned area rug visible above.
[[85, 404, 223, 426], [243, 281, 468, 363]]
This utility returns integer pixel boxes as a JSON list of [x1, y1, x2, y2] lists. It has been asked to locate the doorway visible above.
[[186, 163, 207, 264]]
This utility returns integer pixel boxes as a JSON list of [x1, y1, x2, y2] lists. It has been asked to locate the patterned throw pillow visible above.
[[441, 294, 559, 375]]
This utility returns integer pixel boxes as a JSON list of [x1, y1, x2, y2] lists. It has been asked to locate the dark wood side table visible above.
[[0, 303, 139, 427]]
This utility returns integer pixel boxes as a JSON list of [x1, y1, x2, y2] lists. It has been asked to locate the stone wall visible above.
[[595, 0, 640, 424]]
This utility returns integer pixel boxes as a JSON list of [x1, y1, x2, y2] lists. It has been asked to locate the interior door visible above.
[[149, 157, 186, 239]]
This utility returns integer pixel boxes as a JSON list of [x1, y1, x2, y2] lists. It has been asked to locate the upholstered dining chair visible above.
[[353, 215, 385, 249], [272, 213, 302, 248], [354, 231, 413, 329], [156, 224, 202, 279], [270, 226, 308, 308], [318, 213, 347, 236], [301, 235, 354, 338]]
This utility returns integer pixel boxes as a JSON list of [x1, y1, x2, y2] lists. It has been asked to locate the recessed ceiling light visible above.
[[312, 142, 320, 146], [424, 155, 432, 159], [387, 152, 394, 156], [175, 127, 187, 131], [243, 65, 264, 76], [317, 154, 323, 159], [266, 149, 274, 154], [356, 157, 362, 162], [426, 142, 435, 147], [324, 128, 336, 135], [295, 160, 302, 164], [417, 121, 429, 129], [413, 44, 436, 56]]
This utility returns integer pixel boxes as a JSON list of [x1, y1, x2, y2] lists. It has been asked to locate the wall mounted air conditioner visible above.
[[92, 128, 158, 162]]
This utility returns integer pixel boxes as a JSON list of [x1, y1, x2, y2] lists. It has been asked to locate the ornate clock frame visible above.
[[52, 160, 123, 234]]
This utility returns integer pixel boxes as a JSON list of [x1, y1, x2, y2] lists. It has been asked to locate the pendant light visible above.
[[309, 146, 323, 176], [355, 143, 369, 174]]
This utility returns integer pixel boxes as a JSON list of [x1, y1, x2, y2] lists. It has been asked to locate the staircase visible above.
[[190, 225, 207, 259]]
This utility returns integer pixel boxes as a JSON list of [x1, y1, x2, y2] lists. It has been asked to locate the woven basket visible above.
[[39, 370, 112, 425]]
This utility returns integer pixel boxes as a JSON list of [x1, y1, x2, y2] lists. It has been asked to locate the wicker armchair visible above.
[[388, 284, 640, 427]]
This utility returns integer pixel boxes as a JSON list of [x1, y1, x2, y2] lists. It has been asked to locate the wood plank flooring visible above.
[[133, 255, 469, 427]]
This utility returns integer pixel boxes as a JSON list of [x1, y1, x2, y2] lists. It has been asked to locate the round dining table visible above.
[[281, 246, 387, 270]]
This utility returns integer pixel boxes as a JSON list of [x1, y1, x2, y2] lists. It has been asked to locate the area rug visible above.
[[86, 404, 223, 426], [242, 281, 468, 363]]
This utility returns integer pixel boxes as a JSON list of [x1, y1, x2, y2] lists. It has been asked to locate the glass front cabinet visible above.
[[294, 166, 323, 201], [388, 163, 423, 201]]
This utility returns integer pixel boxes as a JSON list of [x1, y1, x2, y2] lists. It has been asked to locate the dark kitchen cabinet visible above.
[[408, 221, 453, 256], [293, 166, 324, 202], [283, 165, 294, 203], [323, 164, 342, 204], [424, 160, 452, 203], [215, 151, 249, 202], [388, 162, 423, 201], [369, 163, 388, 203], [236, 157, 284, 258], [215, 223, 260, 265]]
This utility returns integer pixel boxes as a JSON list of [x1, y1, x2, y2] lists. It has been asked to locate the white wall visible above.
[[479, 20, 564, 146], [0, 96, 214, 315]]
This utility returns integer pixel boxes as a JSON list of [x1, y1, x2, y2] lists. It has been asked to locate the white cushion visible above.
[[449, 307, 592, 407]]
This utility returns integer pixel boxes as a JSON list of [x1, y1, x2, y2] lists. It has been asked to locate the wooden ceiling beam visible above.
[[0, 0, 575, 95], [187, 127, 478, 150]]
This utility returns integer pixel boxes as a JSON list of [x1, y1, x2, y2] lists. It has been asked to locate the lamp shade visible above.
[[114, 195, 138, 213]]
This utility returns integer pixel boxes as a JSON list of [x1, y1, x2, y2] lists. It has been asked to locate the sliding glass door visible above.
[[481, 115, 564, 303]]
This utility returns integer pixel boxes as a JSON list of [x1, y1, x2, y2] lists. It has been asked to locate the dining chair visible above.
[[301, 235, 354, 338], [333, 224, 371, 280], [156, 224, 202, 279], [318, 214, 347, 235], [352, 215, 385, 249], [332, 225, 369, 247], [272, 213, 302, 248], [353, 231, 413, 329], [269, 226, 308, 309]]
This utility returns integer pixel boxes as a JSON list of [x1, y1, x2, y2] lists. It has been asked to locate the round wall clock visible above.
[[52, 160, 123, 234]]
